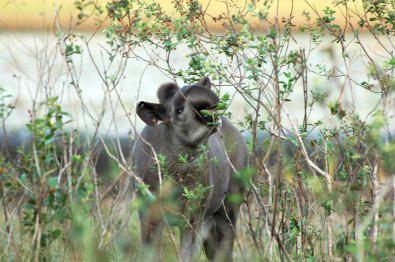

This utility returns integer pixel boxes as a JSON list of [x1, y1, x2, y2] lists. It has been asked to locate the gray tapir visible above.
[[132, 77, 248, 261]]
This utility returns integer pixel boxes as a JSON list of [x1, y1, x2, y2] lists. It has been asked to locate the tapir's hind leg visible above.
[[203, 205, 240, 261]]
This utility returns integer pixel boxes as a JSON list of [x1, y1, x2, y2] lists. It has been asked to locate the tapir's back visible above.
[[202, 117, 248, 217], [217, 117, 248, 171]]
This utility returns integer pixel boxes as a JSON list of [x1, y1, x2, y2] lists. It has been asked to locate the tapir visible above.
[[132, 77, 248, 261]]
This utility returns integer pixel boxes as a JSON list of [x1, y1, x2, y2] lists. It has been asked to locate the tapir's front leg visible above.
[[136, 162, 164, 256], [139, 207, 164, 262], [139, 212, 164, 244]]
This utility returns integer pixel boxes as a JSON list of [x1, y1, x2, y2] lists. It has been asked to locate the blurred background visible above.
[[0, 0, 391, 136]]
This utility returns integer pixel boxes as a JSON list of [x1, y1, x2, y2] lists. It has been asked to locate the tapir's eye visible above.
[[176, 107, 184, 115]]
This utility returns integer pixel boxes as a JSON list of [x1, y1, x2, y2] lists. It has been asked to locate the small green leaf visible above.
[[48, 177, 58, 188]]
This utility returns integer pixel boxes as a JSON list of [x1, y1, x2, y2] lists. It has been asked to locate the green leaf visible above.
[[51, 228, 62, 239], [48, 177, 58, 188]]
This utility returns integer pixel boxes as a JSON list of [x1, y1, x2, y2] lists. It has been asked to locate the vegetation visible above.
[[0, 0, 394, 261]]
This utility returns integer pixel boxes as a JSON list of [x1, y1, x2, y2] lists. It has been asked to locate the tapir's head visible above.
[[136, 77, 219, 147]]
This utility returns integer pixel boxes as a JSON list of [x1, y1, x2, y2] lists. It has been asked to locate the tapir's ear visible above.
[[136, 101, 168, 126], [196, 77, 211, 89], [157, 82, 179, 104]]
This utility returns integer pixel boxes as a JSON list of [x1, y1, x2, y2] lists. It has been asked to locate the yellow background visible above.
[[0, 0, 364, 31]]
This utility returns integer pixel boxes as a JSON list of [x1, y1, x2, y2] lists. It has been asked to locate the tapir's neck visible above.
[[161, 125, 207, 156]]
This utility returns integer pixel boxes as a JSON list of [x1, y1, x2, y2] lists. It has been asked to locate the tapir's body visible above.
[[132, 78, 248, 261]]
